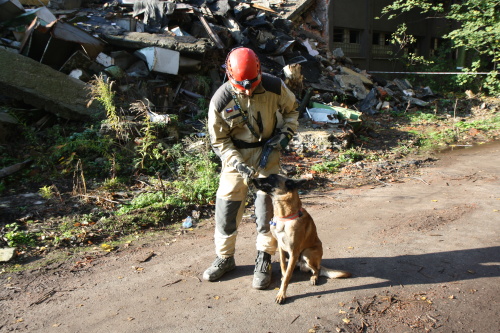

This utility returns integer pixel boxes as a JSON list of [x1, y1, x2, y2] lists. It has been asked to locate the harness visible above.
[[230, 91, 264, 140]]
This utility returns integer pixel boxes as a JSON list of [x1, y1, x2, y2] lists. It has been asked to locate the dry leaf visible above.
[[342, 318, 351, 324], [214, 296, 220, 300], [127, 317, 135, 321], [448, 295, 456, 299], [339, 310, 347, 314]]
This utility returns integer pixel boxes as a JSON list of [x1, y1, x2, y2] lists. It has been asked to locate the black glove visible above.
[[233, 161, 256, 180], [267, 132, 293, 150]]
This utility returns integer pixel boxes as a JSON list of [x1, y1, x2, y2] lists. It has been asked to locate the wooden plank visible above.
[[194, 11, 224, 49]]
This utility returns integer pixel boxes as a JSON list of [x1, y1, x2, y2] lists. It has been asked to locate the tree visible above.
[[381, 0, 500, 95]]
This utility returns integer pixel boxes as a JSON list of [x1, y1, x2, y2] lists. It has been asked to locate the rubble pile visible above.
[[0, 0, 438, 138]]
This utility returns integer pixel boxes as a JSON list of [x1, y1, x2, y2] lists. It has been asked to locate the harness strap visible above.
[[232, 138, 269, 149], [230, 92, 261, 140]]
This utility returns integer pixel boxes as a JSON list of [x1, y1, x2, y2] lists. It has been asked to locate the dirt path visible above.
[[1, 142, 499, 333]]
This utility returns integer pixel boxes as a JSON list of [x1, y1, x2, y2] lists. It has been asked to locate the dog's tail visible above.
[[319, 266, 351, 279]]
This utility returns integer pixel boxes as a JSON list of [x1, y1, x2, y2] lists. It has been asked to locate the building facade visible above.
[[327, 0, 451, 71]]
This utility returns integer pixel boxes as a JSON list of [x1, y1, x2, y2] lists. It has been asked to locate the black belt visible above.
[[232, 138, 269, 149]]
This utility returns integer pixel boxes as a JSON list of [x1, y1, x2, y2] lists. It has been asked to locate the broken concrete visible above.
[[0, 248, 16, 262], [0, 0, 440, 132], [0, 48, 103, 120], [101, 32, 211, 57]]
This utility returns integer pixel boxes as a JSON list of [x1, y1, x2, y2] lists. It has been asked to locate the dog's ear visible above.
[[285, 178, 308, 190]]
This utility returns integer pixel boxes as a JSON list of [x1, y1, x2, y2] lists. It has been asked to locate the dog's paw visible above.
[[310, 276, 318, 285], [275, 292, 286, 304]]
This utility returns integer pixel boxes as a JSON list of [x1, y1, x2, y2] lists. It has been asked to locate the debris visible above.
[[134, 46, 180, 75], [0, 159, 32, 178], [358, 88, 379, 115], [0, 48, 102, 120], [0, 248, 16, 262], [307, 102, 362, 128], [182, 216, 193, 228], [0, 0, 25, 22]]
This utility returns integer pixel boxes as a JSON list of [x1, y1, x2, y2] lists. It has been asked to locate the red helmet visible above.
[[226, 47, 262, 91]]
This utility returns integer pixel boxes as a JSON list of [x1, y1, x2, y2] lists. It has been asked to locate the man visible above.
[[203, 47, 299, 289]]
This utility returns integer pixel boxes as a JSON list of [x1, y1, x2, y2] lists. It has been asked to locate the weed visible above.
[[409, 111, 439, 123], [3, 223, 37, 248], [311, 161, 341, 173], [38, 185, 54, 200], [338, 148, 365, 163], [311, 147, 366, 174], [101, 177, 126, 191]]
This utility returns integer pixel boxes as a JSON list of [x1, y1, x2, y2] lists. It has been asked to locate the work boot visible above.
[[252, 251, 272, 289], [203, 256, 236, 281]]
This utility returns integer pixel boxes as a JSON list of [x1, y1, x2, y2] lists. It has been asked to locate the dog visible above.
[[253, 174, 351, 304]]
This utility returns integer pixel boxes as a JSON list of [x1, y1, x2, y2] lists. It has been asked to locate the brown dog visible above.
[[253, 174, 351, 304]]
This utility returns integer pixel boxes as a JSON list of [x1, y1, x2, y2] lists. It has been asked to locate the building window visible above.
[[372, 32, 391, 46], [332, 27, 361, 57], [430, 37, 442, 57], [372, 31, 392, 58], [333, 28, 344, 43], [349, 30, 360, 44]]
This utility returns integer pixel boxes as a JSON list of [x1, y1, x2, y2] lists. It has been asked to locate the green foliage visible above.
[[134, 121, 165, 172], [3, 223, 37, 248], [408, 112, 500, 150], [194, 75, 211, 96], [381, 0, 444, 19], [338, 148, 365, 164], [50, 127, 115, 175], [39, 185, 54, 200], [444, 1, 500, 63], [311, 161, 341, 173], [119, 135, 220, 213], [409, 42, 465, 92], [0, 181, 5, 194], [456, 61, 500, 96], [163, 138, 219, 205], [89, 74, 119, 125], [454, 114, 500, 131], [408, 111, 439, 123], [101, 177, 126, 191], [382, 0, 500, 95], [117, 192, 167, 215], [388, 23, 434, 68], [311, 148, 366, 174]]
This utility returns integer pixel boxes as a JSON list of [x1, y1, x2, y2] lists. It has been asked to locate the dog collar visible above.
[[270, 208, 304, 225]]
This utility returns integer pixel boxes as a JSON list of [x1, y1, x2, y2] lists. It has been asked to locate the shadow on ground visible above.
[[213, 246, 500, 303]]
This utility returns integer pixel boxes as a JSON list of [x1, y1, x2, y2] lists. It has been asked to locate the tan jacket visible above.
[[208, 73, 299, 170]]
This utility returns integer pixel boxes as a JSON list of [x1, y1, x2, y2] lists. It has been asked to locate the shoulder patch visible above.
[[211, 82, 234, 112], [261, 73, 282, 95]]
